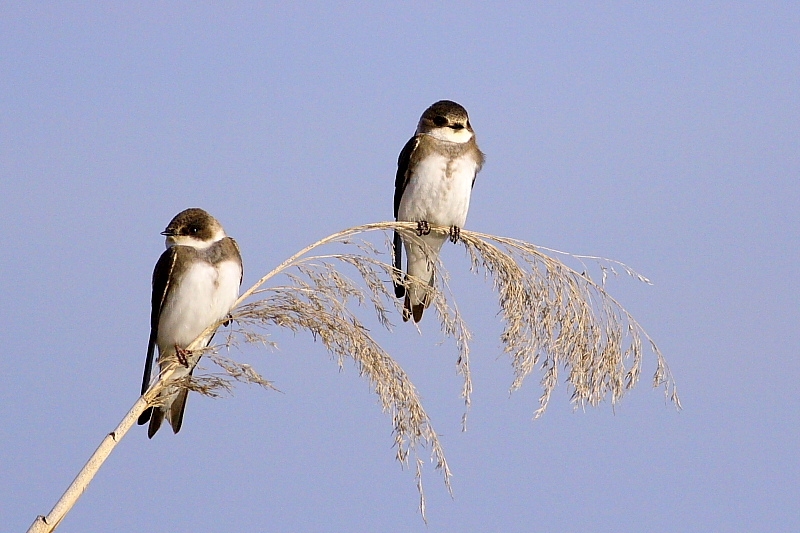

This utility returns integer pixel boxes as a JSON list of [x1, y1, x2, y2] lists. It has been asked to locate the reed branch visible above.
[[27, 221, 678, 532]]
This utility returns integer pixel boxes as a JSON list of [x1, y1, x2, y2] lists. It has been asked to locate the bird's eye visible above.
[[433, 116, 448, 127], [466, 120, 471, 129], [451, 123, 464, 130], [189, 226, 200, 235]]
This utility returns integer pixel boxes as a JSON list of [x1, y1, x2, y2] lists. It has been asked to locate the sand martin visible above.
[[138, 208, 243, 438], [393, 100, 484, 322]]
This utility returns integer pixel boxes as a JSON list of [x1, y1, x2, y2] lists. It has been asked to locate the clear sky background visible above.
[[2, 3, 798, 532]]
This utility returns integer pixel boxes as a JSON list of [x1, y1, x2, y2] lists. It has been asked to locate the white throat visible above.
[[422, 127, 473, 144]]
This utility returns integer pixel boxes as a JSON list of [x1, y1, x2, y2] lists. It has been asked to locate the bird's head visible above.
[[161, 208, 226, 250]]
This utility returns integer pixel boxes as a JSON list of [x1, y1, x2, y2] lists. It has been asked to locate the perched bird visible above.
[[393, 100, 484, 322], [138, 208, 243, 438]]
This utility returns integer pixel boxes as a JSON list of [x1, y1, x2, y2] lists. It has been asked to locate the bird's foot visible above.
[[222, 313, 234, 327], [449, 225, 461, 243], [416, 220, 431, 236], [175, 345, 191, 367]]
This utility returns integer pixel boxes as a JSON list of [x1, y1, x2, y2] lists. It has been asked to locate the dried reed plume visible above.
[[27, 221, 678, 532], [456, 229, 680, 414]]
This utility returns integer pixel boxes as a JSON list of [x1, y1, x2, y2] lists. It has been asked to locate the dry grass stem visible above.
[[28, 221, 678, 532], [455, 228, 681, 415]]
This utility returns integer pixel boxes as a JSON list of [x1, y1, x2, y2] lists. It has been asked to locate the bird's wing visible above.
[[394, 135, 420, 219], [140, 246, 177, 396], [471, 139, 485, 188], [229, 237, 243, 287], [393, 135, 420, 298]]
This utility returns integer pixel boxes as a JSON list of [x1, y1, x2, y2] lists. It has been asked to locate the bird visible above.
[[137, 208, 243, 438], [393, 100, 484, 322]]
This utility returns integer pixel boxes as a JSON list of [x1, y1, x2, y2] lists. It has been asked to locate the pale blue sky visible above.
[[2, 3, 798, 532]]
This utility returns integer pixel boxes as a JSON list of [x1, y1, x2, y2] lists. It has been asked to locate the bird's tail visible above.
[[144, 366, 194, 438], [403, 291, 429, 323], [402, 243, 439, 323], [167, 386, 190, 434], [147, 407, 165, 439], [146, 385, 190, 438]]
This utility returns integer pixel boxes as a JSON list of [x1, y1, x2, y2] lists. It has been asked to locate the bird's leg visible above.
[[175, 345, 191, 367], [449, 225, 461, 243], [416, 220, 431, 236]]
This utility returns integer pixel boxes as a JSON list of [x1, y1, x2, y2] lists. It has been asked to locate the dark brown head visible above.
[[416, 100, 475, 142], [162, 208, 226, 249]]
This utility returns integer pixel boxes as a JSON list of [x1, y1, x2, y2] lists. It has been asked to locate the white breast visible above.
[[157, 259, 241, 351], [398, 152, 478, 228]]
